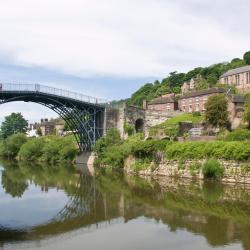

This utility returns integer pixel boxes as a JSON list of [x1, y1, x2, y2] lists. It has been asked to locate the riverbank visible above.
[[0, 133, 79, 163], [94, 131, 250, 184]]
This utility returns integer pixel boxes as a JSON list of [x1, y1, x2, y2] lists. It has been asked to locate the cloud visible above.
[[0, 0, 249, 80]]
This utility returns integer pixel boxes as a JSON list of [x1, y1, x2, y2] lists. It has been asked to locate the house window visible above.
[[247, 72, 250, 84], [196, 104, 199, 111], [189, 105, 192, 112], [224, 77, 228, 84], [236, 74, 240, 86], [182, 105, 186, 111], [196, 97, 199, 102]]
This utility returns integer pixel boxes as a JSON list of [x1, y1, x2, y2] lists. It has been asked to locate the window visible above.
[[189, 105, 192, 112], [196, 104, 199, 111], [247, 72, 250, 84], [236, 74, 240, 86], [196, 97, 199, 102], [182, 105, 186, 111], [224, 77, 228, 84]]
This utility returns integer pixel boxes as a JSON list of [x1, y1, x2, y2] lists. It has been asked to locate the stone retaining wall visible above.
[[124, 157, 250, 184]]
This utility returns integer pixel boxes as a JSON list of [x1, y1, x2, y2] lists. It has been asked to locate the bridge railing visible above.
[[0, 83, 109, 106]]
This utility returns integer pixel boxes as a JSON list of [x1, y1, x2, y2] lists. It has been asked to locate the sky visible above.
[[0, 0, 250, 123]]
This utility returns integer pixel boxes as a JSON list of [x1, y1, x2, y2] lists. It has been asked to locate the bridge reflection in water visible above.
[[1, 162, 250, 250]]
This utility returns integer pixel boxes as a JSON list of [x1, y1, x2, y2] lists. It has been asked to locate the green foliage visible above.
[[224, 129, 250, 141], [41, 136, 78, 163], [3, 135, 79, 163], [94, 128, 121, 155], [131, 159, 152, 172], [230, 58, 246, 68], [243, 51, 250, 65], [18, 137, 46, 161], [36, 127, 43, 136], [0, 113, 28, 139], [189, 162, 202, 176], [124, 122, 135, 136], [0, 133, 27, 158], [125, 52, 249, 107], [194, 79, 210, 90], [94, 132, 170, 169], [202, 158, 224, 179], [165, 141, 250, 161], [149, 113, 203, 138], [205, 94, 229, 128]]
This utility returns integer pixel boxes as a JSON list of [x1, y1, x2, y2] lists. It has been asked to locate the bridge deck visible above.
[[0, 83, 108, 107]]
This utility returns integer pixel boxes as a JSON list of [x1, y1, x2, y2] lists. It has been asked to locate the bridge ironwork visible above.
[[0, 83, 109, 151]]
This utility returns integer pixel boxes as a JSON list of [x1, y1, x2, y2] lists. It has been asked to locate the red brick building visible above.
[[179, 88, 226, 113], [147, 94, 178, 112]]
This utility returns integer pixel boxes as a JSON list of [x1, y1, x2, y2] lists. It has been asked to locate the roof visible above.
[[230, 94, 245, 103], [180, 88, 226, 99], [220, 65, 250, 78], [148, 96, 177, 105]]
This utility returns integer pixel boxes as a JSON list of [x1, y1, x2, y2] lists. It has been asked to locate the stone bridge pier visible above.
[[104, 104, 180, 139], [105, 104, 145, 138]]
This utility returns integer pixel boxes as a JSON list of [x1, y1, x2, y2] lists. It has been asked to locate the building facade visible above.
[[179, 88, 226, 113], [39, 118, 65, 136], [219, 65, 250, 92], [147, 94, 178, 112]]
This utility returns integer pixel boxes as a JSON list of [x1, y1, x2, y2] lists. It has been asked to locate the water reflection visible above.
[[0, 161, 250, 249]]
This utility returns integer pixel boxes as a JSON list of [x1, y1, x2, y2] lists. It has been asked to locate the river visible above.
[[0, 160, 250, 250]]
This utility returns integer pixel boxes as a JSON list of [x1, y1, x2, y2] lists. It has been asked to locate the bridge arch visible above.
[[0, 83, 106, 151]]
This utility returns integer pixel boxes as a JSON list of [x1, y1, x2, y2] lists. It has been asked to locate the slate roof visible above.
[[230, 94, 245, 103], [220, 65, 250, 78], [148, 96, 176, 105], [180, 88, 226, 99]]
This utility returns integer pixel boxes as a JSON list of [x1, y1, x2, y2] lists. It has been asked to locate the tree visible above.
[[36, 127, 43, 136], [205, 94, 229, 128], [243, 51, 250, 65], [0, 113, 28, 139]]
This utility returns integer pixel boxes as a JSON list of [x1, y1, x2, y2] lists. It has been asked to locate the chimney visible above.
[[142, 100, 148, 110]]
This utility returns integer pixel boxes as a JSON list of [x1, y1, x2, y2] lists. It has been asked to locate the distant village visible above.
[[28, 64, 250, 138], [144, 65, 250, 130]]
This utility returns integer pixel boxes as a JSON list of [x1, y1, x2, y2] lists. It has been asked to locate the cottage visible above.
[[147, 94, 178, 112], [39, 118, 65, 136], [219, 65, 250, 92], [179, 88, 226, 113]]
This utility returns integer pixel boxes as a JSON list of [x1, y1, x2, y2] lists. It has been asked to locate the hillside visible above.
[[126, 51, 250, 107]]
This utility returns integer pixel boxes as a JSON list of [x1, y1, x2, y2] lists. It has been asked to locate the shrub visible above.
[[0, 133, 27, 158], [189, 162, 202, 176], [131, 159, 152, 172], [165, 141, 250, 161], [224, 129, 250, 141], [202, 158, 224, 179], [124, 122, 135, 136], [18, 137, 46, 161], [41, 137, 78, 163]]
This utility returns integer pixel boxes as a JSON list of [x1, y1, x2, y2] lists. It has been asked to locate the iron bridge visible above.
[[0, 83, 108, 151]]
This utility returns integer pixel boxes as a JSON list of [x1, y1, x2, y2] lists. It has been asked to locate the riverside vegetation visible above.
[[0, 133, 79, 163], [94, 122, 250, 180]]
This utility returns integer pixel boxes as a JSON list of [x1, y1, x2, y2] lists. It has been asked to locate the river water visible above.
[[0, 160, 250, 250]]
